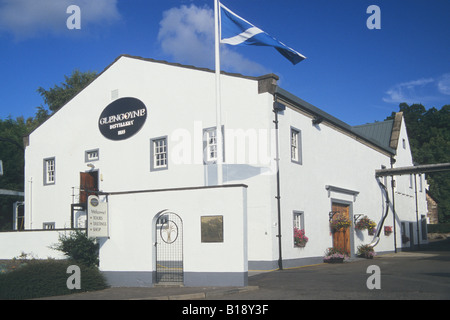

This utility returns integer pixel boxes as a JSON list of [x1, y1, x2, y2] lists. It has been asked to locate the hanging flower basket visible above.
[[384, 226, 393, 236], [330, 214, 352, 232], [294, 228, 309, 247], [355, 216, 377, 235]]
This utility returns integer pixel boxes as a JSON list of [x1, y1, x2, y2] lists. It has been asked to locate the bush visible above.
[[427, 223, 450, 234], [0, 259, 107, 300], [52, 230, 99, 267]]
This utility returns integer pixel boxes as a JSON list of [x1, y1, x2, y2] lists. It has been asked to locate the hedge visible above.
[[428, 223, 450, 234], [0, 259, 108, 300]]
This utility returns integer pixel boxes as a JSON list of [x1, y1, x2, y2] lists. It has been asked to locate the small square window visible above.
[[85, 149, 99, 162], [43, 222, 55, 230], [201, 216, 223, 243], [151, 137, 168, 171]]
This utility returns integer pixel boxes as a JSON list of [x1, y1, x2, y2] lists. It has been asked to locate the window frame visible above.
[[150, 136, 168, 171], [293, 211, 305, 231], [203, 126, 225, 165], [85, 149, 100, 162], [43, 157, 56, 186], [43, 222, 55, 230], [290, 127, 302, 165]]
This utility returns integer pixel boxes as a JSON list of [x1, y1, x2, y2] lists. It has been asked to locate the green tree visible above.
[[387, 103, 450, 222], [0, 117, 29, 229], [0, 70, 97, 230], [37, 69, 97, 113]]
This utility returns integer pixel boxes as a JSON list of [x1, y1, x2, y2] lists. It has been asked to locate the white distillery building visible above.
[[0, 55, 428, 287]]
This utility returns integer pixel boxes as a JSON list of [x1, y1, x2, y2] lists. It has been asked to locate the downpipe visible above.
[[369, 178, 391, 248]]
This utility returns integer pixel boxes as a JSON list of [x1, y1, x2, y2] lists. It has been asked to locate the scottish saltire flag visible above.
[[220, 3, 306, 65]]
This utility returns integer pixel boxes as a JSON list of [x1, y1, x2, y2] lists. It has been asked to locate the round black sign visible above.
[[98, 97, 147, 141]]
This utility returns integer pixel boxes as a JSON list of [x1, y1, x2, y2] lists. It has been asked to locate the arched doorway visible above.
[[155, 211, 183, 284]]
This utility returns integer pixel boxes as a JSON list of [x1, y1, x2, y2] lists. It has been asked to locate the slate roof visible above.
[[352, 120, 395, 152], [275, 87, 397, 155]]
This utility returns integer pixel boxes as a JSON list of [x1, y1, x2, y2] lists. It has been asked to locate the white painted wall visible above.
[[0, 230, 66, 259], [21, 55, 428, 278], [98, 185, 247, 286], [24, 56, 271, 231]]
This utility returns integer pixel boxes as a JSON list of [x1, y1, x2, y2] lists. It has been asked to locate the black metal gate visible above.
[[155, 211, 183, 284]]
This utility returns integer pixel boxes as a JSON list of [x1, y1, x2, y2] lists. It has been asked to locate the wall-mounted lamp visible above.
[[87, 163, 95, 169], [312, 116, 324, 125], [273, 101, 286, 112]]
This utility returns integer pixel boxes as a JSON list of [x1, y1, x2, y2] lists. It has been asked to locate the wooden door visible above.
[[332, 203, 351, 255], [80, 172, 98, 204]]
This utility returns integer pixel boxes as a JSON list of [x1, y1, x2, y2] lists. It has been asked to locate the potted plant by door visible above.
[[356, 244, 376, 259], [323, 247, 347, 263]]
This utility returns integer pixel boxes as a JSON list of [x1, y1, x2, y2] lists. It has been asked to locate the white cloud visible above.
[[0, 0, 120, 40], [437, 73, 450, 95], [157, 4, 268, 76], [383, 77, 435, 104]]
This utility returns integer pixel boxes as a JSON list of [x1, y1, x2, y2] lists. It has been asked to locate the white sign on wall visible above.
[[87, 195, 109, 238]]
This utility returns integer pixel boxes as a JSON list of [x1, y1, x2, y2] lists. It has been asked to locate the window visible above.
[[402, 138, 406, 149], [293, 211, 304, 230], [203, 127, 224, 164], [43, 222, 55, 230], [201, 216, 224, 243], [293, 211, 306, 247], [44, 157, 55, 185], [291, 127, 302, 164], [150, 136, 168, 171], [85, 149, 99, 162]]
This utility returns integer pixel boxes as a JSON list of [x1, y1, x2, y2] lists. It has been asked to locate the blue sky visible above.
[[1, 0, 449, 125]]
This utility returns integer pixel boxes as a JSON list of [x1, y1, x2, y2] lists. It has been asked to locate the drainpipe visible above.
[[390, 156, 398, 253], [414, 174, 420, 248], [370, 178, 392, 247], [273, 101, 285, 270]]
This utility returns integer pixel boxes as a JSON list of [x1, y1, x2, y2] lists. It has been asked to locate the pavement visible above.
[[37, 284, 260, 300], [36, 238, 450, 300]]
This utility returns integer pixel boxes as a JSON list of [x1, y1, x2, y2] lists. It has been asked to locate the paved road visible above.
[[209, 239, 450, 300], [39, 239, 450, 301]]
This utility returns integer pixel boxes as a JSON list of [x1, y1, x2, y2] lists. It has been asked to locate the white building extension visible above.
[[0, 55, 428, 287]]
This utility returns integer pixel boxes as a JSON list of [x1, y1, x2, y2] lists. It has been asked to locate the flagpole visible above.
[[214, 0, 223, 185]]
